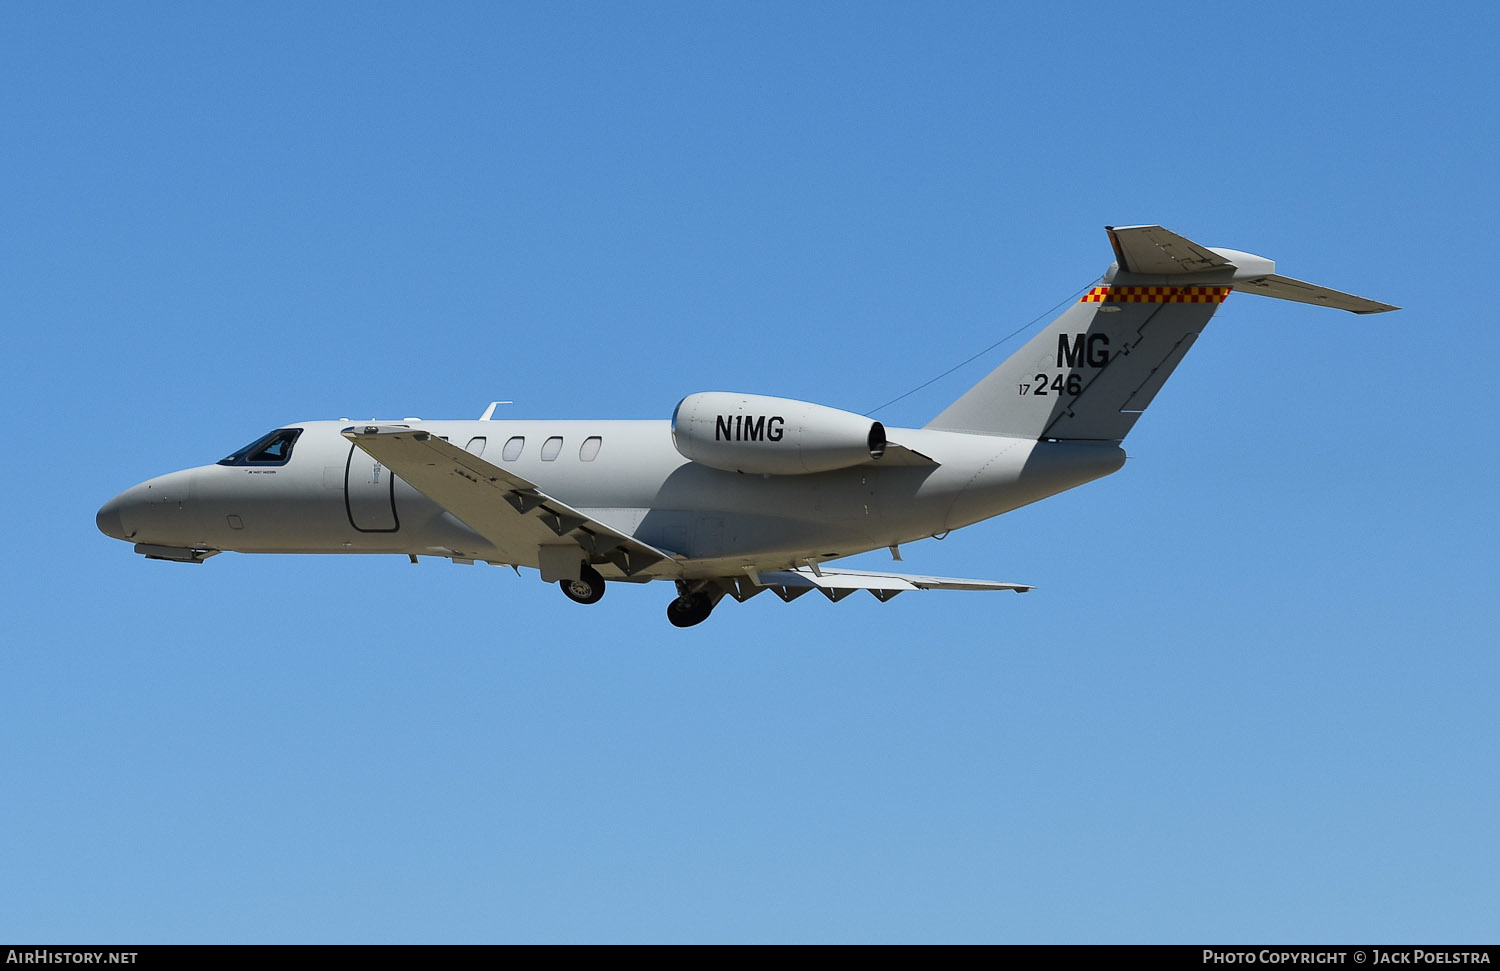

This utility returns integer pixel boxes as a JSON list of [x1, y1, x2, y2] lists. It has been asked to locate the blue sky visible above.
[[4, 1, 1497, 943]]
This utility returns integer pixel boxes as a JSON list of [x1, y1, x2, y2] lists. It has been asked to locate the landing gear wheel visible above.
[[559, 565, 606, 605], [666, 592, 715, 628]]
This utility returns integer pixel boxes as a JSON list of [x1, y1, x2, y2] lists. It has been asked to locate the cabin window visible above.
[[579, 436, 602, 461], [502, 436, 525, 461], [464, 436, 487, 456], [218, 427, 303, 467], [541, 436, 563, 461]]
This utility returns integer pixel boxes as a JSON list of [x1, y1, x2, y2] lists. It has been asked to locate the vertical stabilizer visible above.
[[925, 225, 1396, 442], [926, 284, 1227, 441]]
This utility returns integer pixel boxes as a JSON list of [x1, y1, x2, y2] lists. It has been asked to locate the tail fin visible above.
[[926, 225, 1397, 442]]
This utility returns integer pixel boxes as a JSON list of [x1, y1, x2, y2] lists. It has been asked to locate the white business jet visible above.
[[96, 225, 1396, 627]]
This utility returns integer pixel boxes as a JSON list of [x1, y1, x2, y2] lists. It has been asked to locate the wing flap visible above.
[[342, 425, 680, 578], [755, 566, 1032, 602]]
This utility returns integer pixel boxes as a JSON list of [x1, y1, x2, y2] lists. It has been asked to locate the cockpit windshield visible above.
[[218, 427, 303, 467]]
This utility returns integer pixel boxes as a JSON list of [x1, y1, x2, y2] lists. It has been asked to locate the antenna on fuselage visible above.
[[479, 401, 514, 420]]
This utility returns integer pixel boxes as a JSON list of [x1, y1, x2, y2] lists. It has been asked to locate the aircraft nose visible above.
[[96, 493, 130, 540], [96, 495, 135, 540], [96, 471, 199, 544]]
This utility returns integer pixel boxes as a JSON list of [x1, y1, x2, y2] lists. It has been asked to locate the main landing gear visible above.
[[558, 564, 606, 605], [666, 581, 722, 628], [557, 569, 723, 628]]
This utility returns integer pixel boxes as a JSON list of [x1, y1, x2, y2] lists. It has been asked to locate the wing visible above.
[[740, 566, 1032, 603], [342, 424, 680, 579]]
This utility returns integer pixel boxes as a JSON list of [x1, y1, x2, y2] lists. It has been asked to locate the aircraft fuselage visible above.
[[98, 419, 1124, 579]]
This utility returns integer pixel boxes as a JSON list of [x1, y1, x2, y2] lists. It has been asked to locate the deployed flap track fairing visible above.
[[96, 225, 1396, 627]]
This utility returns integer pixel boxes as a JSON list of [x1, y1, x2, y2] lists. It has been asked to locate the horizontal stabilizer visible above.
[[1231, 273, 1399, 314], [1107, 225, 1234, 275]]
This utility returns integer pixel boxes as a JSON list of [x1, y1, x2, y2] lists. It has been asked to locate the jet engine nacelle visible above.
[[672, 392, 886, 475]]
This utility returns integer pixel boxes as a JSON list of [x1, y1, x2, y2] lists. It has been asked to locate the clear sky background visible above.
[[3, 1, 1497, 944]]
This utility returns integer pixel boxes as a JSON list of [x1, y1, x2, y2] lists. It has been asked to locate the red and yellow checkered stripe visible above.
[[1080, 286, 1231, 304]]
